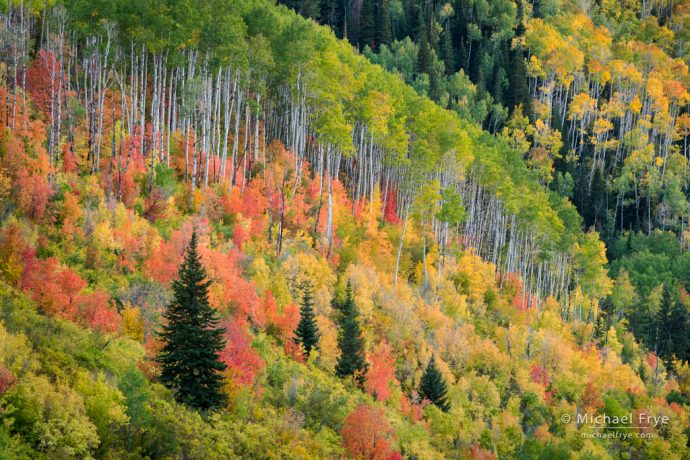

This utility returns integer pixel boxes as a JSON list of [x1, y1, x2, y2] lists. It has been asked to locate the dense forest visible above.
[[0, 0, 688, 458], [280, 0, 690, 365]]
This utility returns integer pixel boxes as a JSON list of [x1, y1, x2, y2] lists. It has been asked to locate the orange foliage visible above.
[[140, 336, 164, 380], [273, 301, 300, 340], [225, 184, 268, 221], [501, 272, 536, 311], [62, 143, 77, 173], [232, 217, 251, 250], [145, 223, 197, 285], [105, 133, 147, 206], [271, 300, 302, 359], [399, 394, 424, 422], [581, 380, 603, 412], [647, 353, 658, 369], [261, 291, 278, 326], [0, 123, 52, 222], [341, 404, 395, 460], [14, 168, 52, 221], [0, 221, 29, 285], [201, 246, 262, 323], [467, 445, 497, 460]]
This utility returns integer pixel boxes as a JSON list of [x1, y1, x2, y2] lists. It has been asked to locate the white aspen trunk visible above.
[[394, 200, 410, 287]]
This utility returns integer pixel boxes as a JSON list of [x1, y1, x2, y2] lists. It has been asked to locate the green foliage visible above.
[[294, 281, 320, 356], [419, 355, 450, 412], [153, 163, 178, 200], [437, 188, 466, 226], [2, 0, 689, 458], [655, 285, 690, 368], [334, 283, 368, 387], [609, 231, 690, 361]]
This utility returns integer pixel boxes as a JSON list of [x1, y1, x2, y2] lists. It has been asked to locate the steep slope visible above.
[[281, 0, 690, 364], [0, 0, 688, 459]]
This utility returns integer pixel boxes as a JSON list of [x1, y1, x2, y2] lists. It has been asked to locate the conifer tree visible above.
[[439, 4, 455, 74], [375, 0, 392, 49], [158, 231, 227, 411], [295, 281, 320, 356], [359, 0, 376, 49], [655, 284, 674, 367], [441, 24, 455, 75], [655, 284, 689, 370], [420, 355, 450, 412], [335, 282, 368, 386], [594, 297, 613, 346]]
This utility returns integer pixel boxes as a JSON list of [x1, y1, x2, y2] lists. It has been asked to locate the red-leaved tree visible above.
[[366, 341, 398, 402], [341, 404, 395, 460]]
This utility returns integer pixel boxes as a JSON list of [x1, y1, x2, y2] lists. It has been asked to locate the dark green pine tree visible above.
[[669, 295, 690, 365], [655, 284, 675, 367], [359, 0, 376, 50], [594, 297, 614, 346], [335, 282, 368, 386], [655, 284, 690, 369], [375, 0, 392, 49], [441, 22, 455, 75], [419, 355, 450, 412], [506, 46, 532, 117], [299, 0, 321, 20], [158, 231, 227, 411], [295, 282, 320, 356]]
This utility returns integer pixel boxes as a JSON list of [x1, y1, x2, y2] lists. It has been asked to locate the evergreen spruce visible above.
[[157, 231, 227, 411], [655, 284, 674, 367], [420, 355, 450, 412], [335, 282, 368, 386], [655, 284, 690, 369], [594, 297, 613, 346], [441, 23, 455, 75], [295, 282, 320, 356], [375, 0, 392, 49], [359, 0, 376, 49]]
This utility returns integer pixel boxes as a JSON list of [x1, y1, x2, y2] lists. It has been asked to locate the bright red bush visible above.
[[219, 316, 265, 387], [79, 290, 121, 334], [366, 341, 397, 402], [21, 251, 85, 318]]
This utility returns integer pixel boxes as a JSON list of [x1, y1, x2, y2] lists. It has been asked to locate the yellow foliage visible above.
[[630, 96, 642, 114], [345, 263, 380, 321], [121, 304, 145, 341], [438, 282, 468, 320], [92, 220, 114, 251], [315, 315, 338, 371], [455, 250, 496, 304], [282, 252, 336, 310]]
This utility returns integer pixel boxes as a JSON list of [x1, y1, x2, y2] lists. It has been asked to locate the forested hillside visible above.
[[281, 0, 690, 367], [0, 0, 688, 458]]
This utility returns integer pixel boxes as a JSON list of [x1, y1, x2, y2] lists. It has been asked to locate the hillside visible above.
[[0, 0, 688, 459], [282, 0, 690, 365]]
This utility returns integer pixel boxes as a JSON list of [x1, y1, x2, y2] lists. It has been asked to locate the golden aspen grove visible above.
[[0, 0, 689, 458]]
